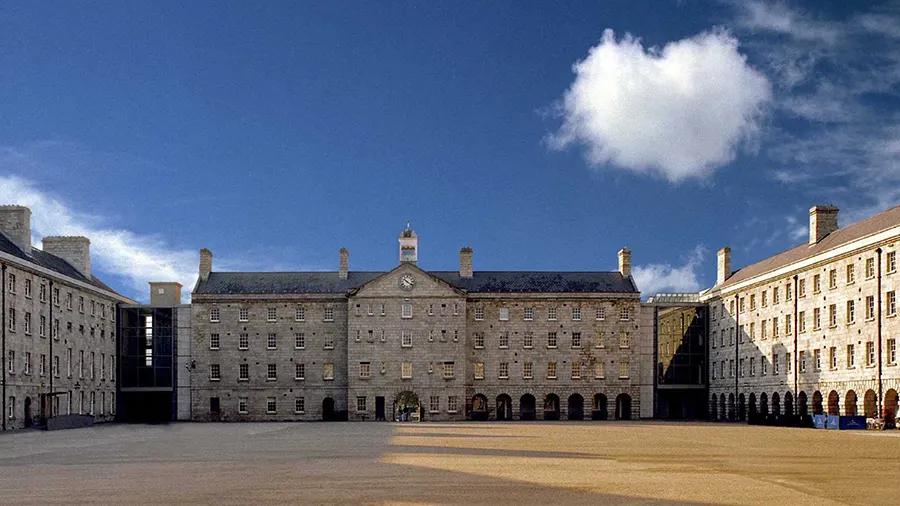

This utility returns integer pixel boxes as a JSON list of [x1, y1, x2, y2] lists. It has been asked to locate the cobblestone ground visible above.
[[0, 421, 897, 505]]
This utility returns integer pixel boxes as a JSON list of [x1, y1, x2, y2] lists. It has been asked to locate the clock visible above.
[[399, 274, 415, 290]]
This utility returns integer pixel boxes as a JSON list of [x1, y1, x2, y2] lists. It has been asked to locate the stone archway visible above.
[[844, 390, 858, 416], [771, 392, 781, 416], [827, 390, 840, 416], [812, 391, 824, 415], [728, 393, 735, 421], [24, 397, 32, 427], [496, 394, 513, 421], [615, 394, 632, 420], [759, 393, 769, 416], [543, 394, 560, 421], [322, 397, 336, 421], [885, 389, 899, 422], [864, 389, 877, 418], [710, 394, 718, 421], [738, 393, 746, 422], [784, 391, 794, 416], [567, 394, 584, 420], [798, 391, 808, 416], [520, 394, 536, 421], [719, 393, 726, 420], [748, 393, 757, 418], [471, 393, 489, 421], [592, 394, 608, 420]]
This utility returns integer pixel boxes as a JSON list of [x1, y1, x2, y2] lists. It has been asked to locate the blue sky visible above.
[[1, 1, 899, 301]]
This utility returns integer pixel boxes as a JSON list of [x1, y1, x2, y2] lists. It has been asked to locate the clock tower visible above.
[[398, 222, 418, 265]]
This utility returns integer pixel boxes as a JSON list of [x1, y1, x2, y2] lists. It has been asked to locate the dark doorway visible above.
[[209, 397, 220, 415], [567, 394, 584, 420], [496, 394, 512, 421], [519, 394, 536, 420], [784, 391, 794, 416], [710, 395, 718, 420], [543, 394, 560, 420], [593, 394, 608, 420], [798, 391, 808, 416], [827, 390, 839, 415], [375, 396, 385, 421], [749, 393, 757, 418], [760, 393, 769, 416], [472, 394, 488, 421], [738, 393, 746, 422], [615, 394, 632, 420], [771, 392, 781, 416], [121, 391, 172, 423], [322, 397, 336, 421], [813, 391, 824, 415], [24, 397, 32, 427]]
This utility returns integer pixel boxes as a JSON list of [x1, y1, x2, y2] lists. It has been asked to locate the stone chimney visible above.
[[717, 247, 732, 286], [618, 248, 631, 278], [0, 205, 32, 254], [459, 247, 473, 278], [339, 247, 349, 280], [809, 205, 839, 245], [199, 248, 213, 281], [42, 236, 91, 279], [149, 282, 183, 305]]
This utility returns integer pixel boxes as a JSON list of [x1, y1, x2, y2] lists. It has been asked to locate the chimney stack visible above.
[[199, 248, 213, 281], [42, 236, 91, 279], [339, 247, 349, 280], [809, 205, 839, 245], [717, 247, 732, 286], [0, 205, 32, 255], [459, 247, 473, 278], [149, 282, 183, 305], [618, 248, 631, 278]]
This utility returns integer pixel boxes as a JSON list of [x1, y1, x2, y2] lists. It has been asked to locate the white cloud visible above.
[[736, 1, 842, 44], [0, 174, 198, 300], [632, 246, 706, 296], [548, 28, 772, 182]]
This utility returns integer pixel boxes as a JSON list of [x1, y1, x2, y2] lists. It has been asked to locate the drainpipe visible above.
[[793, 274, 799, 414], [877, 248, 883, 417], [734, 294, 739, 420], [2, 262, 6, 430]]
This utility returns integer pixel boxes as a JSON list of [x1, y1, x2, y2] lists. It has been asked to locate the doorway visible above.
[[375, 396, 385, 421], [322, 397, 336, 421]]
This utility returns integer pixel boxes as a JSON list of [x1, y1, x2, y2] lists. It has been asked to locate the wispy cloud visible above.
[[632, 246, 706, 296]]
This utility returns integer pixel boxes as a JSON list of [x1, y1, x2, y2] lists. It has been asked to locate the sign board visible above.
[[813, 414, 826, 429]]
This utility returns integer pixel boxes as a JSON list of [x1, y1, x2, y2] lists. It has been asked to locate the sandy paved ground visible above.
[[0, 421, 897, 505]]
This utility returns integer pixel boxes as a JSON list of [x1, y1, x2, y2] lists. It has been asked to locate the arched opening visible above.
[[24, 397, 32, 427], [748, 393, 757, 418], [471, 393, 489, 421], [798, 391, 809, 416], [567, 394, 585, 420], [771, 392, 781, 416], [719, 393, 726, 420], [759, 393, 769, 416], [784, 391, 794, 416], [496, 394, 513, 421], [519, 394, 536, 421], [827, 390, 840, 415], [394, 391, 420, 422], [728, 393, 735, 421], [592, 393, 608, 420], [615, 394, 632, 420], [738, 393, 746, 422], [813, 391, 824, 415], [884, 389, 899, 423], [864, 389, 877, 418], [543, 394, 560, 421], [322, 397, 336, 421], [844, 390, 858, 416], [710, 394, 718, 421]]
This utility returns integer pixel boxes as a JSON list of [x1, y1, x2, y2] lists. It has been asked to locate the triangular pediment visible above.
[[350, 263, 465, 298]]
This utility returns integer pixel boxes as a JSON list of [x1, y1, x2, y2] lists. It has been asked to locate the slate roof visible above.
[[721, 204, 900, 289], [194, 270, 637, 295], [0, 233, 118, 294]]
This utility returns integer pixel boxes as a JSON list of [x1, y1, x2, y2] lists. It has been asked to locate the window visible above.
[[209, 364, 221, 381], [799, 351, 806, 372], [750, 294, 756, 310], [7, 396, 13, 420], [712, 331, 717, 348], [547, 361, 557, 379], [53, 287, 60, 306], [572, 307, 581, 321], [739, 297, 745, 313], [846, 264, 856, 284], [749, 322, 755, 340], [267, 333, 277, 349], [499, 308, 509, 321], [729, 359, 734, 378], [889, 291, 897, 316], [209, 307, 220, 323], [474, 307, 484, 320], [295, 363, 305, 380], [571, 362, 581, 379], [452, 303, 458, 316], [429, 396, 439, 413], [813, 274, 821, 293], [39, 283, 47, 302], [814, 349, 821, 371], [237, 363, 248, 381], [762, 357, 768, 376], [773, 317, 779, 338], [401, 361, 412, 379], [65, 292, 72, 310], [24, 278, 32, 298], [594, 361, 605, 379], [829, 304, 837, 327], [499, 362, 509, 379], [866, 296, 875, 320], [594, 331, 605, 348], [571, 332, 582, 348], [401, 330, 412, 348], [267, 307, 277, 321], [295, 333, 305, 349], [619, 307, 631, 321], [267, 364, 277, 381], [739, 358, 745, 377], [39, 354, 46, 376], [448, 396, 459, 413], [324, 335, 334, 349], [761, 290, 768, 307], [761, 324, 767, 340], [238, 397, 249, 414], [829, 347, 837, 369], [889, 339, 897, 365], [866, 257, 875, 279], [295, 397, 305, 414], [323, 363, 334, 380], [79, 350, 84, 378], [474, 362, 484, 379], [798, 279, 806, 297], [712, 364, 717, 380], [266, 397, 277, 414], [773, 352, 780, 375], [24, 312, 31, 335], [813, 308, 821, 330], [524, 307, 534, 321], [523, 331, 533, 349], [888, 251, 897, 273], [595, 306, 606, 321], [7, 308, 14, 332], [785, 316, 792, 335], [356, 397, 366, 412], [730, 300, 735, 314], [499, 332, 509, 348], [847, 344, 855, 368], [547, 306, 558, 321], [749, 357, 756, 376], [619, 361, 630, 379], [210, 334, 220, 350], [295, 307, 306, 321], [828, 269, 837, 289], [847, 300, 855, 323], [474, 332, 484, 349], [77, 296, 84, 313], [442, 362, 454, 379], [39, 316, 46, 338], [324, 307, 334, 322], [100, 353, 105, 379], [239, 333, 249, 350], [24, 352, 31, 375], [66, 349, 71, 377], [547, 332, 557, 348], [359, 362, 371, 378], [523, 362, 533, 379], [785, 282, 792, 301], [866, 341, 875, 366], [427, 303, 434, 316], [620, 331, 630, 348], [785, 353, 792, 373]]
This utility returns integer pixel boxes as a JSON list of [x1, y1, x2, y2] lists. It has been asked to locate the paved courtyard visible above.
[[0, 421, 896, 505]]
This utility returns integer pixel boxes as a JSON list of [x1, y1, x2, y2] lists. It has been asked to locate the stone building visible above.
[[190, 224, 652, 421], [703, 205, 900, 421], [1, 205, 131, 430]]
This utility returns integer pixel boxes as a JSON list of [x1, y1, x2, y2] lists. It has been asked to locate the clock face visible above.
[[399, 274, 415, 290]]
